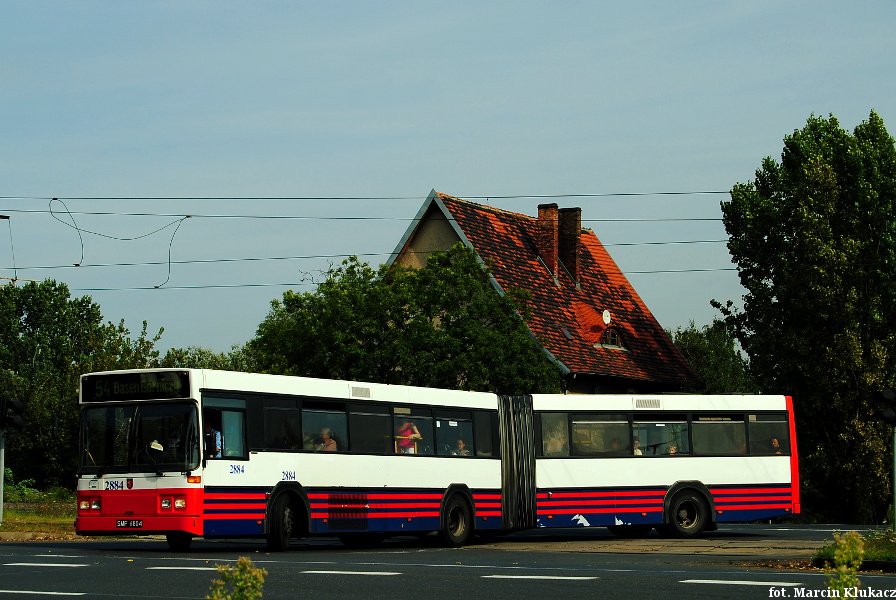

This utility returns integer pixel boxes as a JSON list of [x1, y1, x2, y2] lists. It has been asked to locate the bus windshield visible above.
[[80, 402, 200, 475]]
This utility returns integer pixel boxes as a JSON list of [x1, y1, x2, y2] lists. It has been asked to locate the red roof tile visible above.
[[430, 192, 699, 387]]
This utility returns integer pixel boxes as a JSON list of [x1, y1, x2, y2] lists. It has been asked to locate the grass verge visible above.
[[814, 529, 896, 565], [0, 502, 77, 536]]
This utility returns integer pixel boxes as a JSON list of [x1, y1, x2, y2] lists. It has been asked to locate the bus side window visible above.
[[203, 409, 223, 459], [349, 411, 392, 454], [203, 396, 247, 460], [541, 412, 569, 457], [633, 416, 688, 456], [473, 411, 497, 457], [221, 410, 246, 458], [692, 415, 746, 455], [571, 414, 629, 456], [302, 407, 347, 452], [749, 414, 789, 455], [435, 418, 474, 456]]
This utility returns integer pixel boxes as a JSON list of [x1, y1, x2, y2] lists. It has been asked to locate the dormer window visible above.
[[596, 328, 627, 350]]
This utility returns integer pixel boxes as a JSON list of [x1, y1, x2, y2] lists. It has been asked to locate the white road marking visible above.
[[0, 591, 86, 596], [2, 564, 89, 568], [300, 570, 402, 576], [681, 579, 802, 586], [482, 575, 598, 580], [146, 566, 219, 571]]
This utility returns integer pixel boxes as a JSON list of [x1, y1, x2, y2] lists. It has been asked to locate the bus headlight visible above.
[[174, 498, 186, 509], [79, 500, 90, 510], [161, 498, 171, 509], [90, 498, 101, 510]]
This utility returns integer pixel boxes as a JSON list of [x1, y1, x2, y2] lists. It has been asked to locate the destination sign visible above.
[[81, 371, 191, 403]]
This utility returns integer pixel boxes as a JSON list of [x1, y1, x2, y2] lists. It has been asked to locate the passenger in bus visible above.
[[204, 422, 222, 459], [452, 439, 471, 456], [665, 444, 678, 455], [771, 438, 782, 454], [633, 438, 643, 456], [396, 421, 421, 454], [317, 428, 337, 452]]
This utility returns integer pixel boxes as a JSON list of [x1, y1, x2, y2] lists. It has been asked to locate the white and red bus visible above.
[[75, 369, 798, 550]]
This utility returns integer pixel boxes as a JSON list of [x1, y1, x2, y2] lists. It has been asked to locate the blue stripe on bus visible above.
[[203, 519, 265, 537], [534, 484, 794, 528]]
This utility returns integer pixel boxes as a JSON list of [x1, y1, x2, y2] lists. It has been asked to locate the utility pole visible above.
[[873, 389, 896, 531], [0, 428, 5, 526]]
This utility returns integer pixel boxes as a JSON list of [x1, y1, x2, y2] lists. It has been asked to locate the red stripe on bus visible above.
[[540, 498, 664, 507], [310, 511, 441, 519], [713, 495, 791, 503], [537, 507, 662, 515], [306, 493, 443, 500], [715, 503, 793, 511], [537, 490, 666, 499]]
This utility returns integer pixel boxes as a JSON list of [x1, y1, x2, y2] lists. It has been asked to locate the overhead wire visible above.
[[1, 191, 729, 202], [1, 192, 736, 291]]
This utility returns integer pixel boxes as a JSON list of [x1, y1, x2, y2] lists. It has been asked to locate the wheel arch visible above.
[[662, 481, 715, 525], [266, 482, 310, 536], [440, 484, 475, 531]]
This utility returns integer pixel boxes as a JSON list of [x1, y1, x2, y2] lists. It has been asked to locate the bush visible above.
[[3, 468, 41, 503], [207, 556, 267, 600], [825, 531, 863, 595]]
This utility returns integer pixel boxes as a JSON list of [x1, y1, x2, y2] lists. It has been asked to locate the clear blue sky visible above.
[[2, 2, 894, 353]]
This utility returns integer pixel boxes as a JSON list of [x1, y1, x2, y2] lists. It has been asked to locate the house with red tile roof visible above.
[[388, 190, 701, 394]]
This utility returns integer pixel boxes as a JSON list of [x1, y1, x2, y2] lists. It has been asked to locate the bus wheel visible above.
[[267, 494, 294, 552], [439, 495, 472, 548], [165, 532, 192, 551], [661, 491, 708, 538], [606, 524, 653, 538]]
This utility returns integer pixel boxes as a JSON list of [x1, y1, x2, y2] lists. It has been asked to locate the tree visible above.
[[0, 280, 162, 488], [669, 319, 755, 394], [719, 111, 896, 522], [247, 244, 564, 394], [160, 345, 256, 372]]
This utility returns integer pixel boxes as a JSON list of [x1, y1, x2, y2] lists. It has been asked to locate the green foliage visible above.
[[668, 319, 756, 393], [247, 244, 564, 394], [719, 111, 896, 522], [825, 531, 863, 594], [3, 467, 40, 502], [206, 556, 267, 600], [0, 280, 163, 489], [160, 345, 256, 372]]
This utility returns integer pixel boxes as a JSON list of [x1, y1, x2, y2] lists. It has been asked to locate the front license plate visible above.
[[116, 520, 143, 528]]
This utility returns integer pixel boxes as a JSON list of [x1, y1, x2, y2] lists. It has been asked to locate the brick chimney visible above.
[[537, 203, 559, 279], [558, 207, 581, 287]]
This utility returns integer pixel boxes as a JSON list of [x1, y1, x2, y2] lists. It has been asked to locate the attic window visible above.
[[595, 328, 627, 351]]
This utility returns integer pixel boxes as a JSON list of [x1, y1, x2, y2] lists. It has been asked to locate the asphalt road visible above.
[[0, 525, 891, 600]]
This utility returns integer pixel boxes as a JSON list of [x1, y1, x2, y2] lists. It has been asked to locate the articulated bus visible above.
[[75, 369, 799, 550]]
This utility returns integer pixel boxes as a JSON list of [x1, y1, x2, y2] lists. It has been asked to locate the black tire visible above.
[[338, 533, 385, 548], [165, 532, 192, 551], [606, 524, 653, 538], [439, 495, 473, 548], [267, 494, 294, 552], [661, 490, 708, 538]]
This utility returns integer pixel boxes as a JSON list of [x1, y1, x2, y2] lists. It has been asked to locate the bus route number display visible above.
[[81, 371, 191, 403]]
